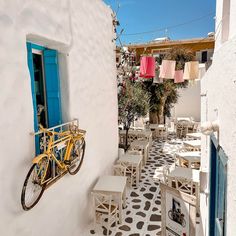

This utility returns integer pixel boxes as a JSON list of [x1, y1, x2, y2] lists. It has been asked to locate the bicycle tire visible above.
[[68, 138, 86, 175], [21, 160, 49, 210]]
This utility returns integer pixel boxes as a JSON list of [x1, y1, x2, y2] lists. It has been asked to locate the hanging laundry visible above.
[[174, 70, 184, 83], [198, 63, 206, 80], [139, 56, 156, 78], [159, 60, 176, 79], [183, 61, 199, 80], [153, 66, 163, 83]]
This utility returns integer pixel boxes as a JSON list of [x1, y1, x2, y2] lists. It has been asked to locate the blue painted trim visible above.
[[30, 42, 45, 51], [209, 134, 228, 236], [209, 138, 217, 236], [43, 49, 62, 127], [26, 42, 40, 154]]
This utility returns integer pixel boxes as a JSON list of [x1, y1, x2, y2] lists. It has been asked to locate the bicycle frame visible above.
[[32, 121, 85, 185]]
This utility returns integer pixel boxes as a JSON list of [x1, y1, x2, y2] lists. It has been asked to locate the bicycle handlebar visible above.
[[38, 124, 86, 137]]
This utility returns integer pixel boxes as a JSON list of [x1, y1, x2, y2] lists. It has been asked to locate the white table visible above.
[[186, 132, 201, 140], [176, 151, 201, 168], [119, 154, 142, 187], [149, 124, 165, 129], [149, 124, 167, 139], [183, 140, 201, 150], [168, 167, 200, 184], [130, 140, 149, 165], [92, 175, 127, 223], [119, 129, 152, 147], [177, 117, 192, 122]]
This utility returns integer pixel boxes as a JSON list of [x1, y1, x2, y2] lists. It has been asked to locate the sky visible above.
[[103, 0, 216, 45]]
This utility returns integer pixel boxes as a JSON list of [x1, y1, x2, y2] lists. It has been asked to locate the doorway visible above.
[[32, 50, 48, 128]]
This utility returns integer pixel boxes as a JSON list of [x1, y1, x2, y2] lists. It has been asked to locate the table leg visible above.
[[188, 160, 191, 168], [119, 193, 123, 223], [136, 164, 139, 187]]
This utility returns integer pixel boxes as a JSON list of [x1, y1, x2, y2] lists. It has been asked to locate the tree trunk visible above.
[[158, 97, 166, 124], [149, 111, 158, 124], [125, 127, 129, 151]]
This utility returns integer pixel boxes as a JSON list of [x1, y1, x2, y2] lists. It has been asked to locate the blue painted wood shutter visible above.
[[215, 149, 227, 236], [27, 42, 40, 154], [27, 42, 38, 132], [43, 49, 62, 127], [209, 135, 227, 236]]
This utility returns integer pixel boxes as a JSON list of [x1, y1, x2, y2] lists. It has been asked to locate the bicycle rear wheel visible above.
[[68, 138, 85, 175], [21, 157, 49, 210]]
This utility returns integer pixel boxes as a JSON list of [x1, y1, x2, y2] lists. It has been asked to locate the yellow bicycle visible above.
[[21, 124, 86, 210]]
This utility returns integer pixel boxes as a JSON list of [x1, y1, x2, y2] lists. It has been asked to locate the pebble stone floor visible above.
[[89, 136, 183, 236]]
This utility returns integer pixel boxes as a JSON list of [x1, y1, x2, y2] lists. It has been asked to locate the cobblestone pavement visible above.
[[89, 136, 183, 236]]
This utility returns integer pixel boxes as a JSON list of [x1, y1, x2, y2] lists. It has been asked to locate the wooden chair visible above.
[[176, 120, 190, 139], [173, 177, 196, 196], [113, 162, 126, 177], [126, 150, 142, 155], [92, 192, 119, 235], [115, 161, 136, 187]]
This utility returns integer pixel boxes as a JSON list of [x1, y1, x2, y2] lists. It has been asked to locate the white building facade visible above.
[[0, 0, 118, 235], [200, 0, 236, 235]]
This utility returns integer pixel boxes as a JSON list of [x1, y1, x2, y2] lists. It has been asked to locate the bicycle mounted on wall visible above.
[[21, 119, 86, 210]]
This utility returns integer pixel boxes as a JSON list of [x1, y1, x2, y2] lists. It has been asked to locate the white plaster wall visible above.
[[171, 80, 201, 121], [0, 0, 118, 235], [200, 35, 236, 236], [200, 1, 236, 235]]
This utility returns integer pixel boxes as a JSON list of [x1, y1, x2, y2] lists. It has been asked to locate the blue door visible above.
[[209, 135, 227, 236], [26, 42, 62, 153]]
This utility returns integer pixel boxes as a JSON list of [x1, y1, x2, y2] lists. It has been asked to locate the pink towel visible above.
[[174, 70, 184, 83], [183, 61, 199, 80], [160, 60, 176, 79], [139, 56, 156, 78]]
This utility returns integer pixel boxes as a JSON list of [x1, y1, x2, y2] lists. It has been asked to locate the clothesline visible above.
[[138, 56, 204, 84]]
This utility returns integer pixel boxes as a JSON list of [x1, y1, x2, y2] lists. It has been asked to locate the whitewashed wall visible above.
[[200, 0, 236, 235], [0, 0, 118, 235], [171, 80, 201, 122]]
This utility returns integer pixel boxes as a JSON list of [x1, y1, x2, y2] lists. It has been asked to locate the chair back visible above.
[[176, 120, 190, 138], [174, 177, 195, 196], [113, 162, 127, 176], [92, 192, 114, 214]]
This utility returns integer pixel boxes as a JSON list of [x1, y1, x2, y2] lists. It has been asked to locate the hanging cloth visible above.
[[174, 70, 184, 83], [159, 60, 176, 79], [153, 66, 163, 83], [183, 61, 199, 80], [198, 63, 206, 80], [139, 56, 156, 78]]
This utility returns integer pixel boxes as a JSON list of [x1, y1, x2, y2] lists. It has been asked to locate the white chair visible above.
[[113, 162, 126, 176], [173, 177, 196, 196], [126, 150, 142, 155], [176, 120, 190, 139], [118, 148, 125, 157], [92, 192, 119, 235], [115, 161, 136, 187]]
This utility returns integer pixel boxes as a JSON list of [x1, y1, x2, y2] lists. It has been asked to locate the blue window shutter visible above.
[[26, 42, 40, 154], [43, 49, 62, 127], [26, 42, 38, 132]]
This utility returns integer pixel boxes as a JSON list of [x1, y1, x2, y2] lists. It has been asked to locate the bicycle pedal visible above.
[[64, 160, 71, 165]]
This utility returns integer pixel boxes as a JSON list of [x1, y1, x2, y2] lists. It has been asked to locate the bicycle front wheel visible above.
[[21, 157, 49, 210], [68, 138, 86, 175]]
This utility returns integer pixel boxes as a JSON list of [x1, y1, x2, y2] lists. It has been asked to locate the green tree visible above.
[[118, 79, 150, 149], [143, 47, 195, 124]]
